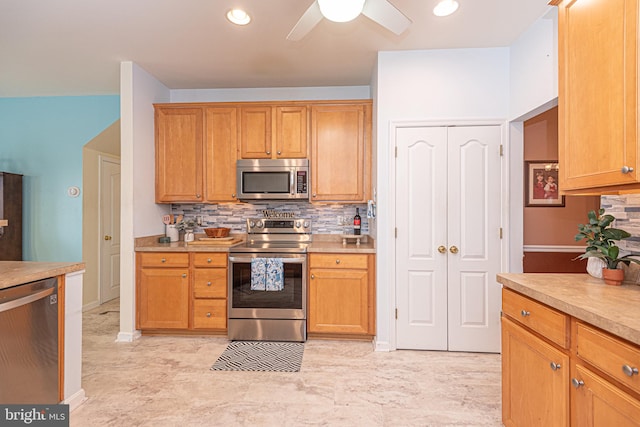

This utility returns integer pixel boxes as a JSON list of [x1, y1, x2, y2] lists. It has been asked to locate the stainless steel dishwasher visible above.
[[0, 277, 59, 404]]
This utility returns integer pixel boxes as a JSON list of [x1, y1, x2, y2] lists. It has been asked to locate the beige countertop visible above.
[[0, 261, 86, 290], [497, 273, 640, 346], [135, 234, 376, 254]]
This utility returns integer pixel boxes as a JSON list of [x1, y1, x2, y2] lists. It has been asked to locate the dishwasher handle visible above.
[[0, 287, 55, 314]]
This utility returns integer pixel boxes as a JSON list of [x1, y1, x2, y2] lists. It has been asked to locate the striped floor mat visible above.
[[211, 341, 304, 372]]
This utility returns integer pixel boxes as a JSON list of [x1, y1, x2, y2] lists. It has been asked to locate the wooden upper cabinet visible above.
[[311, 102, 371, 202], [155, 107, 204, 203], [239, 105, 308, 159], [204, 107, 238, 202], [557, 0, 640, 193]]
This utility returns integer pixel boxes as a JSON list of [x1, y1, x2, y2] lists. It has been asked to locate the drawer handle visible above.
[[336, 259, 340, 264], [206, 312, 212, 318], [623, 365, 639, 377], [207, 258, 212, 263], [571, 378, 584, 389], [550, 362, 561, 371], [182, 273, 187, 278], [207, 281, 212, 287], [520, 310, 530, 317], [161, 258, 166, 263]]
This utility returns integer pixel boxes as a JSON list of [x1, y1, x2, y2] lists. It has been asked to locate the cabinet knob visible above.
[[571, 378, 584, 389], [232, 193, 236, 198], [336, 259, 340, 264], [207, 281, 212, 287], [550, 362, 561, 371], [449, 246, 459, 254], [438, 245, 447, 254], [313, 193, 317, 197], [621, 166, 634, 174], [104, 235, 112, 241], [207, 258, 212, 263], [311, 274, 315, 279], [161, 258, 166, 263], [622, 365, 639, 377], [277, 150, 281, 155], [266, 150, 271, 155], [196, 194, 201, 198], [206, 312, 212, 318], [521, 310, 530, 317], [182, 273, 187, 278]]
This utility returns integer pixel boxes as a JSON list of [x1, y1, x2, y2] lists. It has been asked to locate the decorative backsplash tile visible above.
[[601, 195, 640, 252], [170, 202, 369, 235]]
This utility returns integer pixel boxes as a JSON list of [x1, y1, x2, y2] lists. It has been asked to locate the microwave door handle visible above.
[[290, 170, 295, 195]]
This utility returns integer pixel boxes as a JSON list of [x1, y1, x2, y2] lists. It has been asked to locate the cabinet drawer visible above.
[[139, 252, 189, 268], [192, 299, 227, 329], [192, 253, 227, 268], [502, 288, 569, 349], [193, 269, 227, 298], [309, 254, 368, 270], [576, 322, 640, 395]]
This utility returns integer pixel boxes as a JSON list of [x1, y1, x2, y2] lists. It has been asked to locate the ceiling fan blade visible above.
[[362, 0, 412, 35], [286, 1, 324, 41]]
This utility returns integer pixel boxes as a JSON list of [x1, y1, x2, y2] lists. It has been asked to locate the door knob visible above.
[[438, 246, 447, 254], [449, 246, 459, 254], [104, 235, 112, 240]]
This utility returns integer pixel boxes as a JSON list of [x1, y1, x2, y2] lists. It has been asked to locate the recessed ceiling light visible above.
[[227, 8, 251, 25], [318, 0, 365, 23], [433, 0, 459, 17]]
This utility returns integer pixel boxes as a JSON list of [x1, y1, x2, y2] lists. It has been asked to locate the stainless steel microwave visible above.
[[236, 159, 310, 201]]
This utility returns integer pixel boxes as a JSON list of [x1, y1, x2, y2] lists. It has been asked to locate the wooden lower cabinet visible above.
[[136, 252, 227, 332], [502, 288, 640, 427], [138, 267, 190, 329], [308, 253, 375, 337], [502, 316, 570, 427], [571, 364, 640, 427]]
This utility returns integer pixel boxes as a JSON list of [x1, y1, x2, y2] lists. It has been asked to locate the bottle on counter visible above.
[[353, 208, 361, 235]]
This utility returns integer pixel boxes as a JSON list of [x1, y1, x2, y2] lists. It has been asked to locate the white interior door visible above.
[[446, 126, 502, 352], [100, 156, 121, 304], [395, 125, 502, 352]]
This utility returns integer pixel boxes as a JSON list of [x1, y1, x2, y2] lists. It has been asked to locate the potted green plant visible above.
[[574, 209, 640, 285]]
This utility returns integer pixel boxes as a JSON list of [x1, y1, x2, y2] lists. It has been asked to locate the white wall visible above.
[[375, 47, 510, 350], [170, 86, 370, 102], [509, 8, 558, 121], [119, 61, 170, 342]]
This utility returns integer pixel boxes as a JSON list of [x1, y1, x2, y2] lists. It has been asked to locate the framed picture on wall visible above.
[[525, 161, 565, 207]]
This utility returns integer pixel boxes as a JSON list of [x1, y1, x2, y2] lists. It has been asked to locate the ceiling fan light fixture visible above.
[[433, 0, 459, 17], [318, 0, 366, 23], [226, 8, 251, 25]]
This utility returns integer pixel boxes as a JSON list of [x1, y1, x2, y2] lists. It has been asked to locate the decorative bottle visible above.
[[353, 208, 361, 235]]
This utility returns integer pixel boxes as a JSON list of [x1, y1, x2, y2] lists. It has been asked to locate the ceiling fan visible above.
[[286, 0, 412, 41]]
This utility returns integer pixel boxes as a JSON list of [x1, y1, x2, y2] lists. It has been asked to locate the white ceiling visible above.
[[0, 0, 553, 98]]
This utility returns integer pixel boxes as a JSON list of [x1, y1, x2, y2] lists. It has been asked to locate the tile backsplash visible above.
[[171, 202, 370, 235], [601, 195, 640, 253]]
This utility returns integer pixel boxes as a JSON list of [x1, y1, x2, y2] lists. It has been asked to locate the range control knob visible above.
[[303, 221, 310, 228], [295, 221, 301, 228], [249, 220, 255, 228], [256, 220, 264, 228]]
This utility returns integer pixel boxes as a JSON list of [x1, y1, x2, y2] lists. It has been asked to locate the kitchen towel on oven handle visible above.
[[265, 258, 284, 291], [250, 258, 266, 291]]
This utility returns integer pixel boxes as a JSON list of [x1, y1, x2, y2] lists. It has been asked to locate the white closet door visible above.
[[446, 126, 502, 352], [395, 125, 502, 352], [395, 126, 449, 350]]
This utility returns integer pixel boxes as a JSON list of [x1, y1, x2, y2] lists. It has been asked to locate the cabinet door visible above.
[[502, 317, 569, 427], [558, 0, 639, 190], [138, 268, 189, 329], [311, 104, 370, 202], [275, 106, 307, 158], [205, 107, 238, 201], [571, 364, 640, 427], [240, 107, 271, 158], [155, 107, 203, 202], [308, 268, 370, 334]]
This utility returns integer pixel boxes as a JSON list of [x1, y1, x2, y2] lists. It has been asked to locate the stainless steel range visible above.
[[228, 216, 311, 342]]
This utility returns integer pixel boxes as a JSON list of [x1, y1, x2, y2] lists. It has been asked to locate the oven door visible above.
[[228, 253, 306, 320]]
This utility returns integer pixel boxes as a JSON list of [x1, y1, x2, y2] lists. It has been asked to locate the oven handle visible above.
[[228, 256, 306, 264]]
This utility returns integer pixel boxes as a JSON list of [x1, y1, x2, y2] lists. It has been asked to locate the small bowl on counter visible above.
[[204, 227, 230, 238]]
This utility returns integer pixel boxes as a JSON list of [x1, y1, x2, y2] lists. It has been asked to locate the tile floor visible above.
[[70, 299, 502, 426]]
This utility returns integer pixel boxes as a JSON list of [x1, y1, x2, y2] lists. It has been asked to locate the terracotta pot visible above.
[[602, 267, 624, 286]]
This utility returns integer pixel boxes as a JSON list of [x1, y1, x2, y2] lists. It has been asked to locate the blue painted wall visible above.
[[0, 96, 120, 261]]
